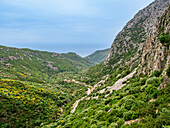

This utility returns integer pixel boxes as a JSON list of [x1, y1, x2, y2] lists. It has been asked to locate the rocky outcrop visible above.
[[46, 61, 58, 71], [138, 6, 170, 76], [106, 0, 169, 65]]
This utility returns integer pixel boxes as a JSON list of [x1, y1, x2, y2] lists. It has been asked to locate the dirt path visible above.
[[70, 97, 84, 113], [70, 75, 109, 113], [124, 117, 144, 125]]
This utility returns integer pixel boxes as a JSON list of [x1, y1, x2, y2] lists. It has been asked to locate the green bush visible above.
[[166, 65, 170, 77], [152, 70, 162, 77], [145, 77, 161, 87], [117, 118, 124, 127], [123, 111, 133, 121], [159, 32, 170, 44]]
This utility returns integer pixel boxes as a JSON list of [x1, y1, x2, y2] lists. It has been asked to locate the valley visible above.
[[0, 0, 170, 128]]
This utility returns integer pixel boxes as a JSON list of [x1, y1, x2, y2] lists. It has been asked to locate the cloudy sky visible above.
[[0, 0, 154, 57]]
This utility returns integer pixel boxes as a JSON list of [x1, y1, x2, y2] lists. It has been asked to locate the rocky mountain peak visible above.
[[106, 0, 169, 64]]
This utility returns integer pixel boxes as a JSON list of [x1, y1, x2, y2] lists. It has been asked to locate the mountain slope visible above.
[[106, 0, 169, 62], [85, 0, 169, 82], [85, 48, 110, 63], [44, 6, 170, 128], [0, 45, 93, 127], [0, 45, 95, 81]]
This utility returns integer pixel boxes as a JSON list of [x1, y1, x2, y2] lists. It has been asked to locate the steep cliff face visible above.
[[106, 0, 169, 65], [138, 7, 170, 77]]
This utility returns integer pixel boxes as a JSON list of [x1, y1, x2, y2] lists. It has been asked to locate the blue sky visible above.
[[0, 0, 154, 57]]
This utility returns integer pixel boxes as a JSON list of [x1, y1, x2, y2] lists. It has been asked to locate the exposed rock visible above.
[[51, 53, 60, 57], [138, 7, 170, 76], [106, 0, 169, 66], [0, 57, 7, 62], [46, 63, 58, 71], [106, 68, 137, 96], [5, 63, 12, 66], [9, 56, 17, 60]]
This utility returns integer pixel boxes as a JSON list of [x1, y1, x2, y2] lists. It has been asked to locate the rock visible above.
[[9, 56, 17, 60], [105, 0, 169, 65]]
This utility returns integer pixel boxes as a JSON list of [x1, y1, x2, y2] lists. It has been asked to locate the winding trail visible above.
[[71, 97, 84, 113], [69, 69, 136, 113], [69, 75, 109, 113]]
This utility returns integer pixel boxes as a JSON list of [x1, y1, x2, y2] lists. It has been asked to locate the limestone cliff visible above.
[[138, 7, 170, 77], [106, 0, 169, 65]]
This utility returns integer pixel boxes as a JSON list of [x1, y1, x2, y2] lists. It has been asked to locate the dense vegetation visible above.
[[0, 45, 92, 127], [0, 75, 89, 127], [0, 3, 169, 128], [85, 48, 110, 64], [46, 74, 170, 128]]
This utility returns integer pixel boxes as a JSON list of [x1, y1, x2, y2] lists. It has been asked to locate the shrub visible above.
[[159, 32, 170, 44], [152, 70, 162, 77], [90, 124, 97, 128], [123, 111, 133, 121], [145, 77, 161, 87], [166, 65, 170, 77], [139, 77, 147, 85], [117, 118, 124, 127], [123, 99, 135, 110]]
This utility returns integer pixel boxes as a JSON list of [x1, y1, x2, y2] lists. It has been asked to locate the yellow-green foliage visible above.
[[0, 79, 62, 128]]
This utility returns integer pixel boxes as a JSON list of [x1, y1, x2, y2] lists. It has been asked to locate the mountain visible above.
[[44, 5, 170, 128], [0, 0, 170, 128], [85, 0, 169, 81], [0, 45, 93, 127], [0, 45, 95, 79], [106, 0, 169, 63], [85, 48, 110, 64]]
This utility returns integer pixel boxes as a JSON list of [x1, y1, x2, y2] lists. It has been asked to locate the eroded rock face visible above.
[[138, 7, 170, 76], [46, 61, 58, 71], [106, 0, 169, 63]]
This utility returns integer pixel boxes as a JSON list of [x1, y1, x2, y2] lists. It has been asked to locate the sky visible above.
[[0, 0, 154, 57]]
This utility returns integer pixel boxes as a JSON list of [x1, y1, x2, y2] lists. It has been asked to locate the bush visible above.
[[152, 70, 162, 77], [145, 77, 161, 87], [117, 118, 124, 127], [159, 32, 170, 44], [123, 111, 133, 121], [90, 124, 97, 128], [166, 65, 170, 77]]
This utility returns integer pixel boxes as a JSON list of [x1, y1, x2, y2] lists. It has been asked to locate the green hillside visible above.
[[0, 1, 170, 128], [0, 45, 95, 81], [41, 3, 170, 128], [85, 48, 110, 63], [0, 45, 92, 127]]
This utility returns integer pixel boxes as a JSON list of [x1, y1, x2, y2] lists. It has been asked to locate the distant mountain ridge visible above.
[[85, 48, 110, 63], [0, 45, 95, 81]]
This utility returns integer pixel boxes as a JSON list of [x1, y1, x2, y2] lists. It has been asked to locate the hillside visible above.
[[85, 0, 169, 82], [0, 45, 93, 127], [106, 0, 169, 62], [0, 0, 170, 128], [85, 48, 110, 64], [0, 45, 95, 81], [43, 5, 170, 128]]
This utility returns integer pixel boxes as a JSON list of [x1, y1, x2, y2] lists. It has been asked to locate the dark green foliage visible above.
[[166, 65, 170, 77], [85, 48, 110, 63], [152, 70, 162, 77], [53, 75, 170, 128], [159, 32, 170, 44]]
